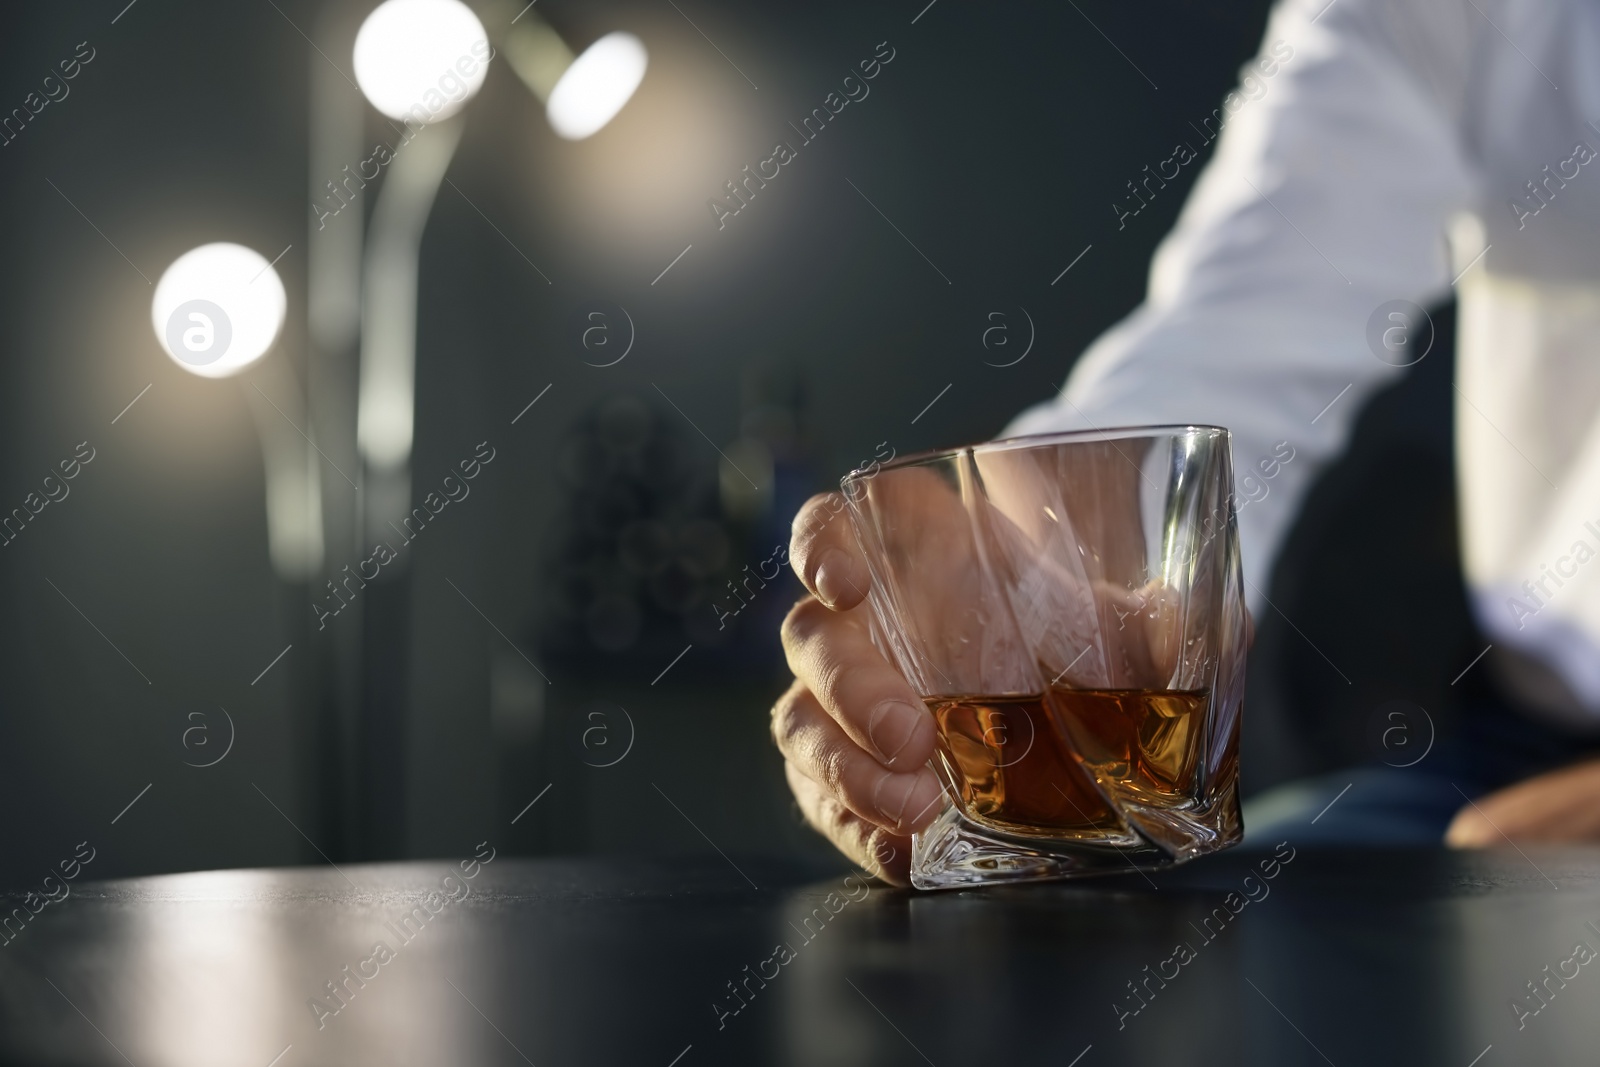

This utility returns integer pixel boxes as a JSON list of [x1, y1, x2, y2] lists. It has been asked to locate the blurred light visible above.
[[719, 439, 774, 520], [353, 0, 489, 123], [151, 243, 286, 379], [546, 32, 648, 140]]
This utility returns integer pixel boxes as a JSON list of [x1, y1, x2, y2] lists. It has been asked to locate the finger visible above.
[[790, 493, 870, 610], [787, 761, 912, 886], [1446, 760, 1600, 847], [770, 678, 944, 835], [790, 465, 968, 611], [780, 600, 938, 771], [1443, 802, 1497, 848]]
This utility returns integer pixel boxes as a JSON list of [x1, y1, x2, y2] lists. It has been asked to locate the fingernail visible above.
[[867, 700, 921, 766], [872, 772, 920, 829], [813, 548, 855, 609], [873, 771, 943, 833]]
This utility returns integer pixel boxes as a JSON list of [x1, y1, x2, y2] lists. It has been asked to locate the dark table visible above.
[[2, 845, 1598, 1066]]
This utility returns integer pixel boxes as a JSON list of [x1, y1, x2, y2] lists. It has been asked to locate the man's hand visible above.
[[772, 490, 947, 887], [1446, 759, 1600, 847], [772, 465, 1254, 885]]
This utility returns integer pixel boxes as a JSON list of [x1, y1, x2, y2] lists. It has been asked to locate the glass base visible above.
[[909, 783, 1243, 891]]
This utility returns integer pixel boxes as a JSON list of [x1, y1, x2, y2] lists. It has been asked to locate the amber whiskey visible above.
[[924, 687, 1213, 840], [1048, 686, 1209, 805], [923, 694, 1125, 838]]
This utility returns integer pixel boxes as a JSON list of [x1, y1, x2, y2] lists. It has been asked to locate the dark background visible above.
[[0, 0, 1476, 887]]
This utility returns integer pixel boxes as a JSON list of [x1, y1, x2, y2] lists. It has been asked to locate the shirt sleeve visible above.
[[1007, 0, 1479, 609]]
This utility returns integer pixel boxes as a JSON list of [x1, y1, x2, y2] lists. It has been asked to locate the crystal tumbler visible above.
[[841, 426, 1247, 889]]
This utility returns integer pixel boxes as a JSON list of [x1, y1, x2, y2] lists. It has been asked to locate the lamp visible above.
[[543, 32, 649, 141], [350, 0, 649, 543], [152, 242, 286, 378], [310, 0, 650, 858], [352, 0, 487, 520], [352, 0, 489, 123], [153, 243, 324, 582]]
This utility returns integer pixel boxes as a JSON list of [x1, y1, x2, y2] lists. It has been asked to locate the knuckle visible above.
[[790, 772, 829, 837], [816, 744, 851, 794], [820, 794, 855, 842], [791, 493, 839, 533], [791, 493, 845, 553], [768, 687, 805, 753], [863, 826, 898, 870], [811, 658, 851, 719], [780, 596, 826, 651], [784, 758, 810, 798]]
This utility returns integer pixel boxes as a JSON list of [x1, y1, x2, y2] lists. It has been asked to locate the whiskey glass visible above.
[[841, 426, 1246, 889]]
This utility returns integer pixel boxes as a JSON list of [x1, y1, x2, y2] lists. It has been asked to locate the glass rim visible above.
[[840, 423, 1230, 487]]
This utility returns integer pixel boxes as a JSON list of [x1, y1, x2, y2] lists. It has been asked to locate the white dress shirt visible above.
[[1008, 0, 1600, 722]]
